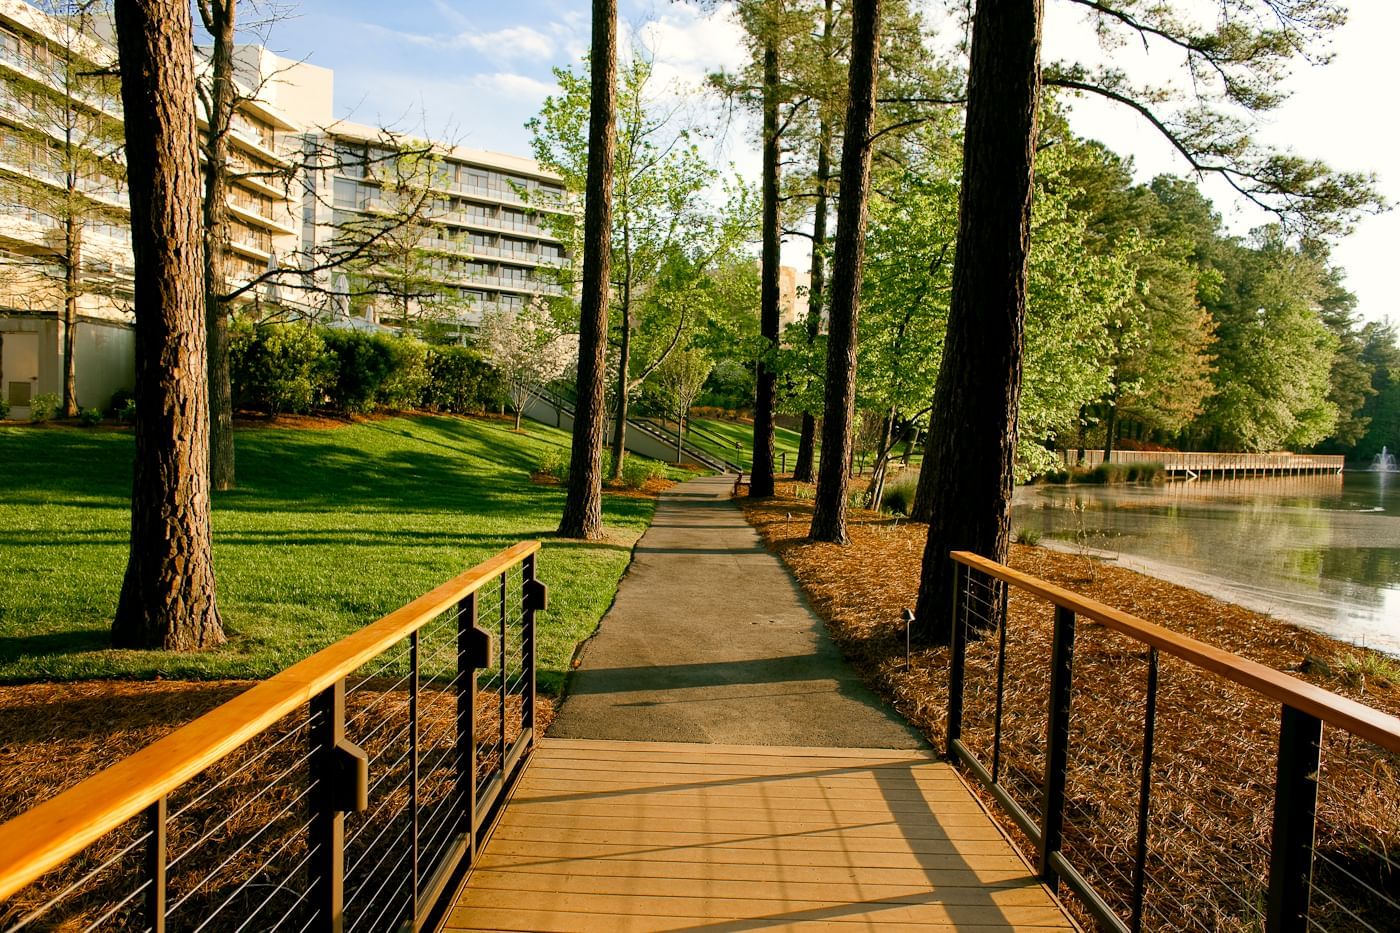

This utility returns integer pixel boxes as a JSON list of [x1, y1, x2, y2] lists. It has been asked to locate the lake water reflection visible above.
[[1012, 472, 1400, 656]]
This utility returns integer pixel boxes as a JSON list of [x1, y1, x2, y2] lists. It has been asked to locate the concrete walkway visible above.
[[549, 474, 923, 748]]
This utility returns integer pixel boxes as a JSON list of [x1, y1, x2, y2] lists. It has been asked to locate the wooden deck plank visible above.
[[449, 912, 1071, 933], [479, 838, 1034, 871], [509, 778, 980, 801], [474, 851, 1037, 885], [509, 790, 991, 812], [496, 813, 1012, 840], [539, 738, 939, 760], [488, 824, 1030, 857], [447, 739, 1074, 932], [463, 867, 1056, 903], [521, 761, 966, 785]]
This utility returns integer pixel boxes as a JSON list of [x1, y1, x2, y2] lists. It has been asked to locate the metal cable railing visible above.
[[0, 542, 545, 933], [945, 551, 1400, 933], [535, 386, 741, 474]]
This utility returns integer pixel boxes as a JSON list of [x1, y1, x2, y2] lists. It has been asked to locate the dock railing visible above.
[[947, 551, 1399, 933], [1062, 450, 1345, 477], [0, 541, 544, 933]]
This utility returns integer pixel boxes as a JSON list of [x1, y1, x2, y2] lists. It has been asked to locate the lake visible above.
[[1012, 471, 1400, 656]]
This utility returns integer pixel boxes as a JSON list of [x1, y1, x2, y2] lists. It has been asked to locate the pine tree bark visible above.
[[201, 0, 237, 491], [793, 119, 831, 484], [809, 0, 881, 543], [793, 0, 836, 485], [609, 244, 633, 482], [111, 0, 225, 650], [61, 213, 79, 418], [911, 0, 1043, 642], [1102, 387, 1119, 459], [750, 25, 782, 498], [558, 0, 616, 540]]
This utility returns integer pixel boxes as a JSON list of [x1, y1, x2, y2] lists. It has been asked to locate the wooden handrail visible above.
[[951, 550, 1400, 755], [0, 540, 540, 904]]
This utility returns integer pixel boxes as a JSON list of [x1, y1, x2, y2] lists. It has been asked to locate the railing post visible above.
[[1040, 605, 1076, 887], [409, 631, 420, 922], [1266, 705, 1323, 933], [522, 555, 546, 741], [309, 681, 347, 933], [144, 796, 166, 933], [946, 558, 966, 758], [499, 572, 508, 766], [456, 593, 485, 855]]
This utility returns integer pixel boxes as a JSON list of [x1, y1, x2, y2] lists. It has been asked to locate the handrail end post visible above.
[[946, 557, 967, 759], [309, 678, 349, 933], [457, 594, 480, 863], [144, 796, 167, 933], [1266, 704, 1322, 933], [1039, 605, 1076, 887]]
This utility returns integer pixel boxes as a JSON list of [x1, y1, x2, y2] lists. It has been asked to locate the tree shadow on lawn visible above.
[[2, 415, 654, 528], [0, 629, 111, 659]]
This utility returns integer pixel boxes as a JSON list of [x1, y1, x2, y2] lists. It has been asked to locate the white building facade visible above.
[[0, 0, 570, 417]]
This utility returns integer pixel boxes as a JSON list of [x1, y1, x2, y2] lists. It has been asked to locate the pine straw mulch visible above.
[[742, 482, 1399, 933], [0, 680, 555, 930]]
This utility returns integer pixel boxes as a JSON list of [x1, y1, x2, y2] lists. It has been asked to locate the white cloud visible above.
[[449, 25, 557, 61], [469, 72, 557, 101], [628, 2, 747, 92], [366, 23, 557, 64]]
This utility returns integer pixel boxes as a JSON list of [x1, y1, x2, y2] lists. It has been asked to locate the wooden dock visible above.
[[1062, 449, 1344, 479], [446, 739, 1074, 932]]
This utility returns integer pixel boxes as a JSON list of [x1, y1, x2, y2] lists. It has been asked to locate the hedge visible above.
[[229, 323, 504, 417]]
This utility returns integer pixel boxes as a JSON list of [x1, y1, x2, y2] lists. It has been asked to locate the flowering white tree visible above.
[[478, 301, 577, 431], [653, 346, 712, 463]]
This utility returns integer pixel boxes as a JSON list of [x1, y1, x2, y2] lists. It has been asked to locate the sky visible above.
[[256, 0, 1398, 324]]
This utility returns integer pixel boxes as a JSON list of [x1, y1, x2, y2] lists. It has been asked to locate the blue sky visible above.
[[253, 0, 743, 158], [252, 1, 1397, 324]]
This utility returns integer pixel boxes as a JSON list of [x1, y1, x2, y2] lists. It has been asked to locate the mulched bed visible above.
[[742, 482, 1399, 933]]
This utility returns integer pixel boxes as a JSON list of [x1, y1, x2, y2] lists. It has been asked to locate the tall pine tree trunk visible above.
[[1102, 386, 1119, 459], [808, 0, 881, 543], [792, 0, 836, 485], [202, 0, 237, 491], [558, 0, 616, 540], [793, 121, 831, 484], [61, 211, 79, 418], [111, 0, 225, 650], [911, 0, 1043, 642], [610, 248, 632, 482], [750, 26, 781, 497]]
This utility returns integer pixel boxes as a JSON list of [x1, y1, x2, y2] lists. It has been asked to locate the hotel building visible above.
[[0, 0, 570, 416]]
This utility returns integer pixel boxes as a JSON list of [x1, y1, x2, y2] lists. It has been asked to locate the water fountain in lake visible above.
[[1374, 446, 1398, 472]]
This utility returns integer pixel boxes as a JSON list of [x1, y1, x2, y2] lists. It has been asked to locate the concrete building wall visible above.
[[0, 314, 132, 416]]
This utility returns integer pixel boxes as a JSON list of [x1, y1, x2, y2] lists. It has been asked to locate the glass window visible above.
[[334, 142, 365, 178], [333, 177, 359, 208]]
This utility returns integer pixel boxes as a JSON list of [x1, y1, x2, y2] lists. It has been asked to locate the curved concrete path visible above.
[[550, 474, 923, 748]]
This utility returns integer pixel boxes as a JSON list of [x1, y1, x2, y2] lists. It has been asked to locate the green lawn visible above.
[[0, 415, 673, 691], [684, 417, 923, 475], [686, 417, 810, 473]]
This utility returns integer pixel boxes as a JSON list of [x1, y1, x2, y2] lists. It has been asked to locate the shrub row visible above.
[[1042, 461, 1164, 484], [535, 449, 669, 490], [229, 323, 506, 417]]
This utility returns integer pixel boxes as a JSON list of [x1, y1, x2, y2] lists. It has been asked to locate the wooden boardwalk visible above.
[[446, 739, 1074, 932]]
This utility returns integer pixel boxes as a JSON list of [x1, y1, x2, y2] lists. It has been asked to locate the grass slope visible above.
[[686, 417, 809, 473], [0, 415, 664, 691]]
